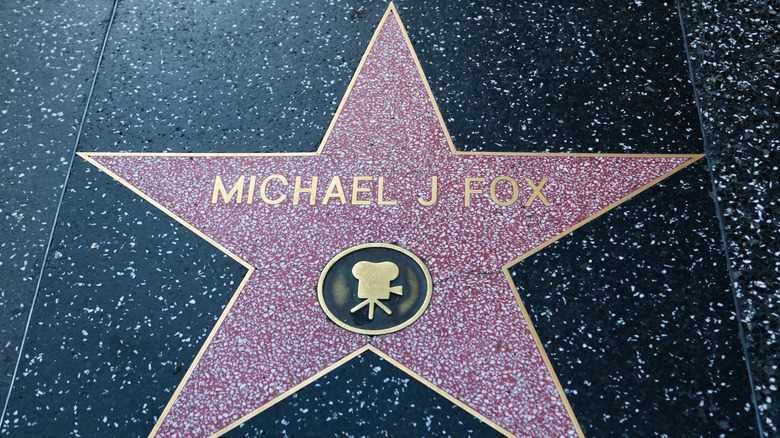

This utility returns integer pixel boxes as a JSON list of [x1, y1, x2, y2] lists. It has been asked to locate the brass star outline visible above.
[[79, 3, 702, 437]]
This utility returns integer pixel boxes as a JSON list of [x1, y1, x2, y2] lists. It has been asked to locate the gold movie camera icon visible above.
[[317, 243, 432, 335], [350, 261, 403, 320]]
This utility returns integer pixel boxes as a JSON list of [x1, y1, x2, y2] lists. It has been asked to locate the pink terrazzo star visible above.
[[81, 4, 701, 437]]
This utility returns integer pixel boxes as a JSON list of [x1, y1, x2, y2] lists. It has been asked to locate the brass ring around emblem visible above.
[[317, 243, 433, 336]]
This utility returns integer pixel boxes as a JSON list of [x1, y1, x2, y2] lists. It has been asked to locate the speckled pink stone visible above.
[[90, 11, 694, 438]]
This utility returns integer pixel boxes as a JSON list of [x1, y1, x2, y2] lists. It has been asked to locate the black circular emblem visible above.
[[317, 243, 433, 335]]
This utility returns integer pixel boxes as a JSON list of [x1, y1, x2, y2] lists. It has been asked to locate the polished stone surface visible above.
[[1, 161, 243, 435], [0, 0, 114, 403], [680, 1, 779, 433], [221, 350, 503, 438], [1, 0, 773, 436], [514, 161, 754, 435]]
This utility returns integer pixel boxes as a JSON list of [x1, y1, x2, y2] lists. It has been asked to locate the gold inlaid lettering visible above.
[[322, 176, 347, 205], [211, 175, 245, 204], [525, 177, 551, 206], [294, 176, 319, 205], [489, 176, 519, 207], [246, 175, 257, 204], [260, 174, 288, 205], [350, 261, 402, 320], [418, 176, 438, 206], [377, 176, 397, 205], [352, 176, 372, 205], [464, 177, 485, 207]]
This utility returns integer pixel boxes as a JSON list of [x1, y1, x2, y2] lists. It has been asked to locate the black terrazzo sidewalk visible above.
[[1, 0, 777, 436], [680, 0, 780, 434]]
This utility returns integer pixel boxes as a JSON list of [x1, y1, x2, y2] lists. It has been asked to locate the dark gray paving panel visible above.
[[1, 161, 244, 436], [401, 1, 701, 154], [514, 162, 755, 436], [78, 0, 387, 154], [222, 350, 504, 438], [679, 0, 779, 434], [1, 0, 764, 436], [0, 0, 114, 404]]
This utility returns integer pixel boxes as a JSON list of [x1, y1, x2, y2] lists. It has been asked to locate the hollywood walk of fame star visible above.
[[79, 4, 701, 437]]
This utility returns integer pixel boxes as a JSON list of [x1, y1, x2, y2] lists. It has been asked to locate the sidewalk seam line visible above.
[[0, 0, 121, 430], [675, 1, 764, 436]]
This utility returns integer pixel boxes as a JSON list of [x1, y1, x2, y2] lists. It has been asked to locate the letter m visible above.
[[211, 175, 245, 203]]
